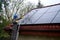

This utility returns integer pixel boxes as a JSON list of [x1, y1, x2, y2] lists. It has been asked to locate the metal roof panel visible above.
[[20, 5, 60, 24]]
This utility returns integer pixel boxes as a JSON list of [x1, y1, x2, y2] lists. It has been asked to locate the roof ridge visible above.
[[24, 3, 60, 16], [34, 3, 60, 9]]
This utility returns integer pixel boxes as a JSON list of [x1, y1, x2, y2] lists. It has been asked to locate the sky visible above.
[[25, 0, 60, 6]]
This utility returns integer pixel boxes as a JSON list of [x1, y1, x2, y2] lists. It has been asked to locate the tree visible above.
[[2, 0, 36, 22], [2, 0, 24, 21], [37, 0, 43, 8], [0, 0, 37, 40]]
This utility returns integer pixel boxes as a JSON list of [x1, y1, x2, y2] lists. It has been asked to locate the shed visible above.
[[5, 3, 60, 36]]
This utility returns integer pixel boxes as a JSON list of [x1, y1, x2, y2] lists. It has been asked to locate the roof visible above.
[[19, 4, 60, 24]]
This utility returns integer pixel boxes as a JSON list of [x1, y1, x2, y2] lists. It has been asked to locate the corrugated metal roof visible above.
[[19, 4, 60, 24]]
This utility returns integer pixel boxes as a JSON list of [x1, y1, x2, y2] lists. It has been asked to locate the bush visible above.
[[0, 30, 10, 40], [0, 16, 10, 40]]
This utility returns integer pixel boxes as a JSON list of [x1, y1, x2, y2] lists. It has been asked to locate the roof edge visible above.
[[20, 23, 60, 26], [35, 3, 60, 9], [24, 3, 60, 16]]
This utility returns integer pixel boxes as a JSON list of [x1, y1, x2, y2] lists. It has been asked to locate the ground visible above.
[[19, 35, 60, 40]]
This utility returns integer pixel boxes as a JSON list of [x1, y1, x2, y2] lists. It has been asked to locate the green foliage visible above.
[[0, 16, 10, 40], [0, 2, 2, 12], [0, 16, 10, 31]]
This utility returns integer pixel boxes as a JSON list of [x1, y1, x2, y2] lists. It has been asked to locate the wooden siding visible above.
[[4, 23, 60, 36], [20, 24, 60, 36]]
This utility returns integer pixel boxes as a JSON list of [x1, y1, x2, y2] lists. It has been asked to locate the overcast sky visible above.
[[25, 0, 60, 6]]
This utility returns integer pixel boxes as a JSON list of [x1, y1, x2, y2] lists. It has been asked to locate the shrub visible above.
[[0, 16, 10, 40]]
